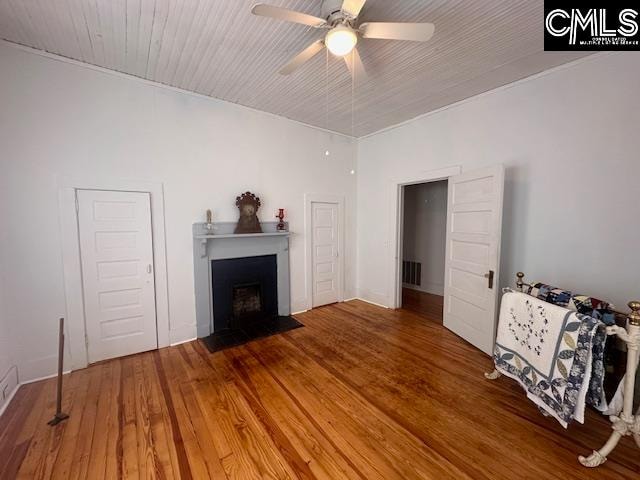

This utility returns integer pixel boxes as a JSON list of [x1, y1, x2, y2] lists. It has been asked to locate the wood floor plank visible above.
[[176, 342, 297, 480], [162, 345, 228, 479], [281, 308, 532, 479], [155, 347, 202, 479], [14, 378, 60, 480], [245, 337, 469, 479], [132, 354, 165, 479], [0, 382, 48, 479], [0, 300, 638, 479], [0, 383, 37, 445], [86, 361, 118, 479], [21, 371, 80, 480], [49, 368, 93, 479], [220, 344, 366, 480], [140, 352, 180, 479], [120, 356, 142, 478], [402, 288, 444, 322]]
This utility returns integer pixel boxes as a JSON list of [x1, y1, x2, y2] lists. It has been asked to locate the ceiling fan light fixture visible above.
[[325, 25, 357, 57]]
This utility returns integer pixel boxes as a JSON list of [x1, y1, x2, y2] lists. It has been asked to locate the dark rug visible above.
[[200, 316, 304, 353]]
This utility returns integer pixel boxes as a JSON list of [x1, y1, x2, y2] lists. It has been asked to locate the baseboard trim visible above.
[[402, 283, 445, 296], [294, 298, 387, 314], [20, 370, 72, 385], [0, 365, 19, 417], [170, 337, 197, 347], [350, 297, 390, 309], [1, 367, 72, 418], [0, 382, 19, 417]]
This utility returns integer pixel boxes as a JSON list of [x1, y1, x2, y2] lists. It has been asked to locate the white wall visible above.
[[0, 42, 357, 382], [402, 181, 447, 296], [357, 52, 640, 310], [0, 274, 14, 383], [0, 177, 16, 383]]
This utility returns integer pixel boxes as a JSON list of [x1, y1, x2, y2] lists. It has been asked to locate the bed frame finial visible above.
[[515, 272, 524, 292]]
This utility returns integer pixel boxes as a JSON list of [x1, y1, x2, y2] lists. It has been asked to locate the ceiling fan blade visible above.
[[251, 3, 327, 27], [279, 40, 325, 75], [341, 0, 367, 18], [343, 47, 367, 83], [360, 22, 435, 42]]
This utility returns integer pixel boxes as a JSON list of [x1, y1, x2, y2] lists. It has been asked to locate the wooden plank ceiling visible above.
[[0, 0, 589, 137]]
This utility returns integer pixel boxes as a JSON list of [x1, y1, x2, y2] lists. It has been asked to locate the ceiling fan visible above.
[[251, 0, 435, 80]]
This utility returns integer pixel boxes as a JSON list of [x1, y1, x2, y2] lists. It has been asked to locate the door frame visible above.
[[389, 166, 461, 309], [304, 194, 345, 311], [58, 176, 170, 371]]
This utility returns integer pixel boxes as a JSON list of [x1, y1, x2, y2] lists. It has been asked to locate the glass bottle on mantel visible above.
[[205, 209, 214, 233], [276, 209, 286, 231]]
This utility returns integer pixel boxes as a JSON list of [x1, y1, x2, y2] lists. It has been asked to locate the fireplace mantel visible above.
[[196, 231, 290, 239], [195, 230, 290, 257], [192, 221, 291, 337]]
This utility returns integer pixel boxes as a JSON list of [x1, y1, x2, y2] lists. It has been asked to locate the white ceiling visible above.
[[0, 0, 589, 137]]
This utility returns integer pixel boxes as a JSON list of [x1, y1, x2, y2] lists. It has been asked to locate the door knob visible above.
[[484, 270, 494, 289]]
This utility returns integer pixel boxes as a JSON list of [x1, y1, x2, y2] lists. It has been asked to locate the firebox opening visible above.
[[211, 254, 279, 332], [232, 282, 263, 323], [204, 253, 303, 353]]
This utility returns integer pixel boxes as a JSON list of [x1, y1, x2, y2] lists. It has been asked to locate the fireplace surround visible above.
[[192, 221, 295, 344]]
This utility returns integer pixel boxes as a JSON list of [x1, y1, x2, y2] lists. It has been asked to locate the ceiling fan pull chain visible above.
[[351, 51, 355, 138], [326, 48, 330, 131]]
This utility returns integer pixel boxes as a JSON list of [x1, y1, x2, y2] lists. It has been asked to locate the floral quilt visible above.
[[494, 291, 607, 428], [525, 282, 616, 325]]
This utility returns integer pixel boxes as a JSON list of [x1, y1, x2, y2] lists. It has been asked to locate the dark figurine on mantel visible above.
[[234, 192, 262, 234]]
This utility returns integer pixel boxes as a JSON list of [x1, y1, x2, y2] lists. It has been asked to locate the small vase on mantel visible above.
[[205, 209, 214, 234], [276, 209, 286, 231]]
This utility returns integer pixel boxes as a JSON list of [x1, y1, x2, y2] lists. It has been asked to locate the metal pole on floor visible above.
[[48, 317, 69, 426]]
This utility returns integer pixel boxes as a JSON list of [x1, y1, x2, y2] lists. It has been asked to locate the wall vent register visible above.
[[403, 260, 422, 287]]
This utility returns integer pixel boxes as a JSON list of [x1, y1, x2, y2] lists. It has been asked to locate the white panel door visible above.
[[443, 165, 504, 355], [77, 190, 157, 363], [312, 202, 340, 307]]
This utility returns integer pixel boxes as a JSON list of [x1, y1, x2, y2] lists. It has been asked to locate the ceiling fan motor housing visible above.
[[321, 0, 354, 26]]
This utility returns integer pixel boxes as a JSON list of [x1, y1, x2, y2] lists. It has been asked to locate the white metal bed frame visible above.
[[485, 272, 640, 468]]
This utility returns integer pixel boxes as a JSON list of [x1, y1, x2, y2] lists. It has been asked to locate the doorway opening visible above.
[[399, 180, 448, 323], [391, 165, 504, 355]]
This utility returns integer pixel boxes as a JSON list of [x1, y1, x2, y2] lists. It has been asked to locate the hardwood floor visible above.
[[0, 300, 637, 479], [401, 288, 444, 323]]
